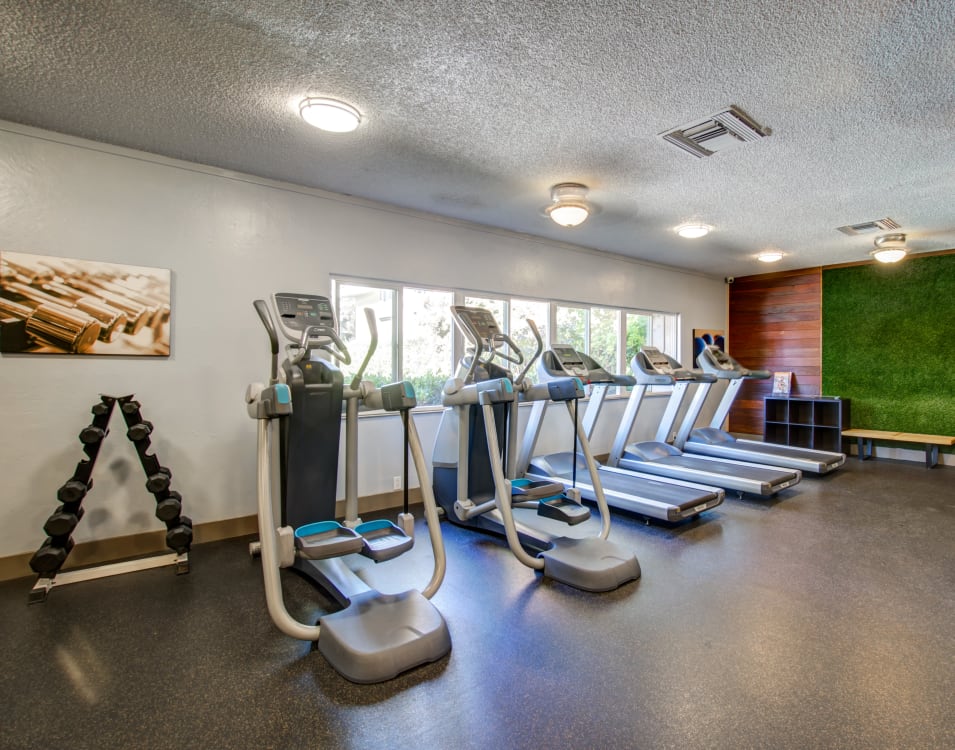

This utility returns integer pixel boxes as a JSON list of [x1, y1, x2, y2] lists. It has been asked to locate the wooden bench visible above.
[[841, 428, 955, 468]]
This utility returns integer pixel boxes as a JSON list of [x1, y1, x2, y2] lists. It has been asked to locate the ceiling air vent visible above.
[[835, 218, 901, 236], [660, 105, 771, 158]]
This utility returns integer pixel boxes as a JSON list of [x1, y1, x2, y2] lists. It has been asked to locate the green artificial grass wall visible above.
[[822, 253, 955, 437]]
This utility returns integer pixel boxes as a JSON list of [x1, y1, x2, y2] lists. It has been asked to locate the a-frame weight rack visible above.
[[28, 394, 192, 603]]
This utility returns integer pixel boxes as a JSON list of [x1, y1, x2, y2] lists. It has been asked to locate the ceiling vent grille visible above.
[[660, 105, 771, 158], [835, 218, 901, 235]]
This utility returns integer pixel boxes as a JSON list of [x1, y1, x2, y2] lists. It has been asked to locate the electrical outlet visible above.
[[393, 476, 401, 491]]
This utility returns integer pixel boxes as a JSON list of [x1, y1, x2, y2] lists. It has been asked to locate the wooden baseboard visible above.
[[0, 488, 423, 583]]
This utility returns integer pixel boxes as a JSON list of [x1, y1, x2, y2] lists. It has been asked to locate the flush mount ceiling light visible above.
[[757, 249, 785, 263], [675, 223, 712, 239], [545, 183, 591, 227], [299, 97, 362, 133], [871, 233, 909, 263]]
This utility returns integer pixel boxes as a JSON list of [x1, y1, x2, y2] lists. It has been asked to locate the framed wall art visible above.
[[772, 371, 793, 396], [0, 251, 170, 356], [692, 328, 725, 367]]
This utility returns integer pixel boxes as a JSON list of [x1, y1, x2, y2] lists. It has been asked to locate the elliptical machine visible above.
[[432, 305, 640, 592], [245, 292, 450, 684]]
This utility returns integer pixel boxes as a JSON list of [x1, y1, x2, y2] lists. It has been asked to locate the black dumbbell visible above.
[[57, 479, 90, 504], [121, 400, 141, 415], [29, 538, 74, 575], [43, 506, 84, 537], [155, 491, 183, 523], [146, 467, 172, 493], [126, 420, 153, 442], [79, 425, 107, 444], [165, 516, 193, 553]]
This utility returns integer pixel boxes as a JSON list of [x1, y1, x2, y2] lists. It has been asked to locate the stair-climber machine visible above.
[[245, 292, 450, 684], [519, 343, 726, 523], [678, 344, 846, 474], [432, 305, 640, 592], [608, 346, 802, 498]]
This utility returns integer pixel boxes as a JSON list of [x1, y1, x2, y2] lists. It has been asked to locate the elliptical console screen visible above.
[[453, 305, 501, 339], [274, 293, 337, 334]]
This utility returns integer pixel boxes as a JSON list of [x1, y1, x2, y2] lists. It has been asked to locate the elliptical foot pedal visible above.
[[355, 519, 414, 562], [537, 495, 591, 525], [511, 477, 565, 500], [294, 521, 364, 560]]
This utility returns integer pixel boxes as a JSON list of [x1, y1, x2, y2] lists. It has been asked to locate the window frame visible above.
[[332, 275, 682, 412]]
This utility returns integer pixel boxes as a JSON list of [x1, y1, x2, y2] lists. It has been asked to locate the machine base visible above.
[[540, 536, 640, 592], [318, 589, 451, 683]]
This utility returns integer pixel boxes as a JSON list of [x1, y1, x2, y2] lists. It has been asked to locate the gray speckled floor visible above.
[[2, 458, 954, 750]]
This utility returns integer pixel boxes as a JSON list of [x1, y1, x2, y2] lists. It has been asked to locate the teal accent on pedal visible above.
[[503, 380, 513, 393], [275, 384, 291, 404], [355, 519, 396, 534], [295, 520, 342, 538], [511, 478, 531, 489], [403, 381, 414, 398], [573, 377, 583, 389]]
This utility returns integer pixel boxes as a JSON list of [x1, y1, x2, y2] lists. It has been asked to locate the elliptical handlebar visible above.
[[470, 332, 523, 369], [253, 299, 280, 384], [491, 333, 524, 366], [348, 308, 378, 390], [293, 325, 352, 366], [514, 319, 543, 387]]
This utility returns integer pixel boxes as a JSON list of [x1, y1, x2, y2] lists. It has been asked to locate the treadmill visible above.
[[677, 344, 846, 474], [518, 343, 725, 523], [607, 346, 802, 497]]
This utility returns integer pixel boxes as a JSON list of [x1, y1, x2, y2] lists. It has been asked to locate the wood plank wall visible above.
[[727, 267, 823, 435]]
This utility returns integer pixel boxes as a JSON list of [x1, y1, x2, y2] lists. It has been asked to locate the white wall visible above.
[[0, 122, 726, 557]]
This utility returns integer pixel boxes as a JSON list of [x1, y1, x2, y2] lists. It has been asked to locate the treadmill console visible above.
[[550, 345, 589, 378], [640, 346, 695, 381], [273, 292, 337, 340], [699, 344, 770, 379], [706, 345, 736, 370], [546, 344, 617, 384]]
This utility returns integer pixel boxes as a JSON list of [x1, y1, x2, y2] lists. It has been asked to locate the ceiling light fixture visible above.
[[299, 97, 362, 133], [545, 183, 591, 227], [871, 233, 909, 263], [675, 223, 712, 239], [757, 249, 785, 263]]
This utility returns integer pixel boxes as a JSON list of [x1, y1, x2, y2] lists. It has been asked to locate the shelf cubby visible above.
[[765, 399, 789, 423], [764, 397, 850, 451], [764, 422, 789, 445], [790, 400, 813, 426]]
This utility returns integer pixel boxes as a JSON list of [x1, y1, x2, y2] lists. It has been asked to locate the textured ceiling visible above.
[[2, 0, 954, 277]]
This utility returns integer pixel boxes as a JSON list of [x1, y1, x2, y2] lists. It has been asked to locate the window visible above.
[[555, 306, 587, 353], [402, 288, 454, 405], [625, 312, 650, 371], [334, 282, 455, 406], [589, 308, 620, 374], [508, 298, 549, 383], [554, 305, 619, 372], [336, 282, 396, 388], [334, 276, 681, 411], [552, 305, 678, 392]]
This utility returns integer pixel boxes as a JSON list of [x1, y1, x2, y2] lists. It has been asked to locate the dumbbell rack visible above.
[[28, 394, 192, 604]]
